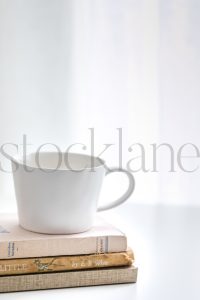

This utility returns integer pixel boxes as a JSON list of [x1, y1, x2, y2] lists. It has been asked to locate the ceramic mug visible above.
[[11, 152, 135, 234]]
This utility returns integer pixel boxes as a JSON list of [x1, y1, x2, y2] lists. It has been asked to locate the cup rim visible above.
[[10, 152, 106, 171]]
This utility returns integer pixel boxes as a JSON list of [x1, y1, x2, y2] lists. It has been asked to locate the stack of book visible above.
[[0, 214, 137, 293]]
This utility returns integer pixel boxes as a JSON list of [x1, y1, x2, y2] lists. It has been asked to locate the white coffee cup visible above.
[[11, 152, 135, 234]]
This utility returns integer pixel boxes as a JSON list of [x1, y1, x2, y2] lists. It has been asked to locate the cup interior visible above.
[[15, 152, 104, 171]]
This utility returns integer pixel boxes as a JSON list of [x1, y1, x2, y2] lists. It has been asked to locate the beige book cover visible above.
[[0, 214, 127, 259], [0, 249, 134, 275], [0, 265, 138, 293]]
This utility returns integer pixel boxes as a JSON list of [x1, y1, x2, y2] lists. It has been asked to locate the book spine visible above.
[[0, 250, 134, 276], [0, 236, 127, 259], [0, 266, 138, 293]]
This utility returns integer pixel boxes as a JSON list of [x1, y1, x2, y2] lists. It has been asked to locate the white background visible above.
[[0, 0, 200, 212]]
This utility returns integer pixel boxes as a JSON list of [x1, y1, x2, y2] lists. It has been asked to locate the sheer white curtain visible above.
[[0, 0, 199, 212]]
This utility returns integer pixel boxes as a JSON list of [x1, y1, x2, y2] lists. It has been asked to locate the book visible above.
[[0, 214, 127, 259], [0, 266, 138, 293], [0, 249, 134, 276]]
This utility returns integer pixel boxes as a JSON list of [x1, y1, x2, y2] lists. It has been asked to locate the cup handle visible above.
[[97, 167, 135, 212]]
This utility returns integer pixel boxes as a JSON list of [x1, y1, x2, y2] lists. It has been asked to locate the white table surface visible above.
[[1, 203, 200, 300]]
